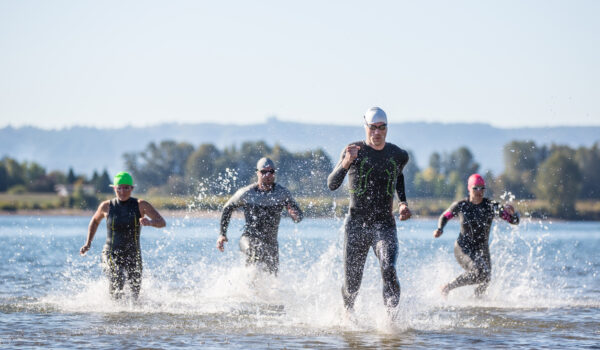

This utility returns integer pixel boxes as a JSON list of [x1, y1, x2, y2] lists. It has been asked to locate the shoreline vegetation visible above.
[[1, 193, 599, 221]]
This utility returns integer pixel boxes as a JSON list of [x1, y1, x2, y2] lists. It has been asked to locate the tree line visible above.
[[2, 140, 599, 216], [0, 157, 112, 195], [123, 140, 333, 197], [407, 141, 599, 216]]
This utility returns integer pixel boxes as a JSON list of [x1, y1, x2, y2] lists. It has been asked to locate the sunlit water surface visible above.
[[1, 215, 599, 349]]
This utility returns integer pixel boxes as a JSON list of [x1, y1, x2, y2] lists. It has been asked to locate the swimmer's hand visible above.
[[398, 202, 411, 221], [80, 243, 91, 256], [433, 229, 443, 238], [287, 204, 300, 222], [216, 235, 228, 252], [139, 217, 152, 226], [342, 145, 360, 169], [503, 204, 515, 215]]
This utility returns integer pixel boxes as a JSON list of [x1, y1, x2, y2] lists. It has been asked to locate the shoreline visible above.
[[0, 208, 227, 218], [0, 209, 592, 222]]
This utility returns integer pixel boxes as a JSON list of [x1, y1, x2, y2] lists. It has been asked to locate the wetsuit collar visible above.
[[116, 197, 133, 204], [257, 182, 275, 192], [364, 140, 386, 151]]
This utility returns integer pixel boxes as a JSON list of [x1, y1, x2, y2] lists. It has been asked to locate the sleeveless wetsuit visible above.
[[220, 183, 303, 274], [328, 141, 409, 309], [102, 197, 142, 299], [437, 197, 520, 295]]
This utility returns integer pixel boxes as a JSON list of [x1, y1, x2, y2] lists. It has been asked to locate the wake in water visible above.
[[32, 209, 598, 338]]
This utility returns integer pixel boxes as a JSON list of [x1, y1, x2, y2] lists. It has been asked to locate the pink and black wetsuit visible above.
[[437, 197, 520, 296]]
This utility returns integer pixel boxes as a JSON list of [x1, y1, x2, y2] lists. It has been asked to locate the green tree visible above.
[[124, 140, 194, 191], [25, 162, 54, 192], [413, 167, 450, 198], [574, 143, 600, 199], [429, 152, 441, 173], [3, 157, 25, 189], [277, 147, 333, 197], [402, 150, 420, 198], [534, 150, 581, 217], [0, 162, 8, 192], [67, 168, 77, 184], [94, 169, 112, 193], [185, 143, 222, 191], [502, 141, 548, 198]]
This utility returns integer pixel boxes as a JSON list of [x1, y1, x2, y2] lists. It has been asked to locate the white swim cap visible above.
[[364, 107, 387, 124], [256, 157, 275, 170]]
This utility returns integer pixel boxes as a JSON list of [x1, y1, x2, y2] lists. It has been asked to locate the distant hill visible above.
[[1, 119, 599, 176]]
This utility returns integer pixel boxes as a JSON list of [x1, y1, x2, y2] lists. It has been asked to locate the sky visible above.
[[0, 0, 598, 129]]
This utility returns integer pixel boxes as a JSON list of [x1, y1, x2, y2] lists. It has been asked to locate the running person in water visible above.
[[80, 171, 166, 300], [216, 157, 303, 275], [328, 107, 412, 313], [434, 173, 520, 297]]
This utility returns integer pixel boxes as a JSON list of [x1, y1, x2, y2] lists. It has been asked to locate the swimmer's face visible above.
[[257, 167, 275, 187], [113, 185, 133, 201], [365, 122, 387, 148], [469, 185, 485, 204]]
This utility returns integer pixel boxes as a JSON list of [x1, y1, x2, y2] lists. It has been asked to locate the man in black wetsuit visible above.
[[434, 173, 520, 297], [328, 107, 412, 313], [216, 157, 303, 275], [80, 171, 166, 300]]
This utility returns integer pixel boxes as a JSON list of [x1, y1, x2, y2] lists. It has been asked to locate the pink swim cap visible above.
[[467, 173, 485, 188]]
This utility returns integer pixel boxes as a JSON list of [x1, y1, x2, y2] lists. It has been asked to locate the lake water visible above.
[[1, 214, 599, 349]]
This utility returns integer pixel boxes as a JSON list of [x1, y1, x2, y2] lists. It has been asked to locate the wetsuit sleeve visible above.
[[285, 191, 304, 223], [395, 150, 409, 202], [219, 190, 244, 237], [494, 201, 520, 225], [327, 147, 349, 191], [437, 201, 460, 230]]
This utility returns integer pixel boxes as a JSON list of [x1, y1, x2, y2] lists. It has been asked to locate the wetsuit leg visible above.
[[124, 250, 143, 300], [372, 222, 400, 308], [448, 242, 491, 294], [239, 235, 279, 275], [102, 249, 125, 299], [342, 217, 371, 310], [474, 249, 491, 297]]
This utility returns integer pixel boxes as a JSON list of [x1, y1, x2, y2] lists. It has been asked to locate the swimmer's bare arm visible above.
[[138, 199, 166, 228], [80, 201, 109, 255]]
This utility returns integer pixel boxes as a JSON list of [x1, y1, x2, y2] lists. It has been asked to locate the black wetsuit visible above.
[[437, 197, 520, 295], [102, 197, 142, 299], [220, 183, 303, 274], [328, 141, 409, 309]]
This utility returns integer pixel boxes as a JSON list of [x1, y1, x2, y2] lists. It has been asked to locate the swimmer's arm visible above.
[[80, 201, 109, 255], [217, 197, 241, 252], [138, 200, 166, 228], [434, 202, 459, 238], [499, 203, 520, 225], [219, 192, 244, 238], [396, 173, 411, 220], [286, 195, 303, 223], [328, 146, 354, 191]]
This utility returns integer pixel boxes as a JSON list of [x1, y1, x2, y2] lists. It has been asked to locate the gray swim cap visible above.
[[256, 157, 275, 170], [364, 107, 387, 124]]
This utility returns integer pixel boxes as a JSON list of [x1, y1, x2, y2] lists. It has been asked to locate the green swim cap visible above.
[[111, 171, 134, 186]]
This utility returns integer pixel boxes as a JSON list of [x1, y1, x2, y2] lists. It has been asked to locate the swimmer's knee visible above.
[[475, 268, 491, 284]]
